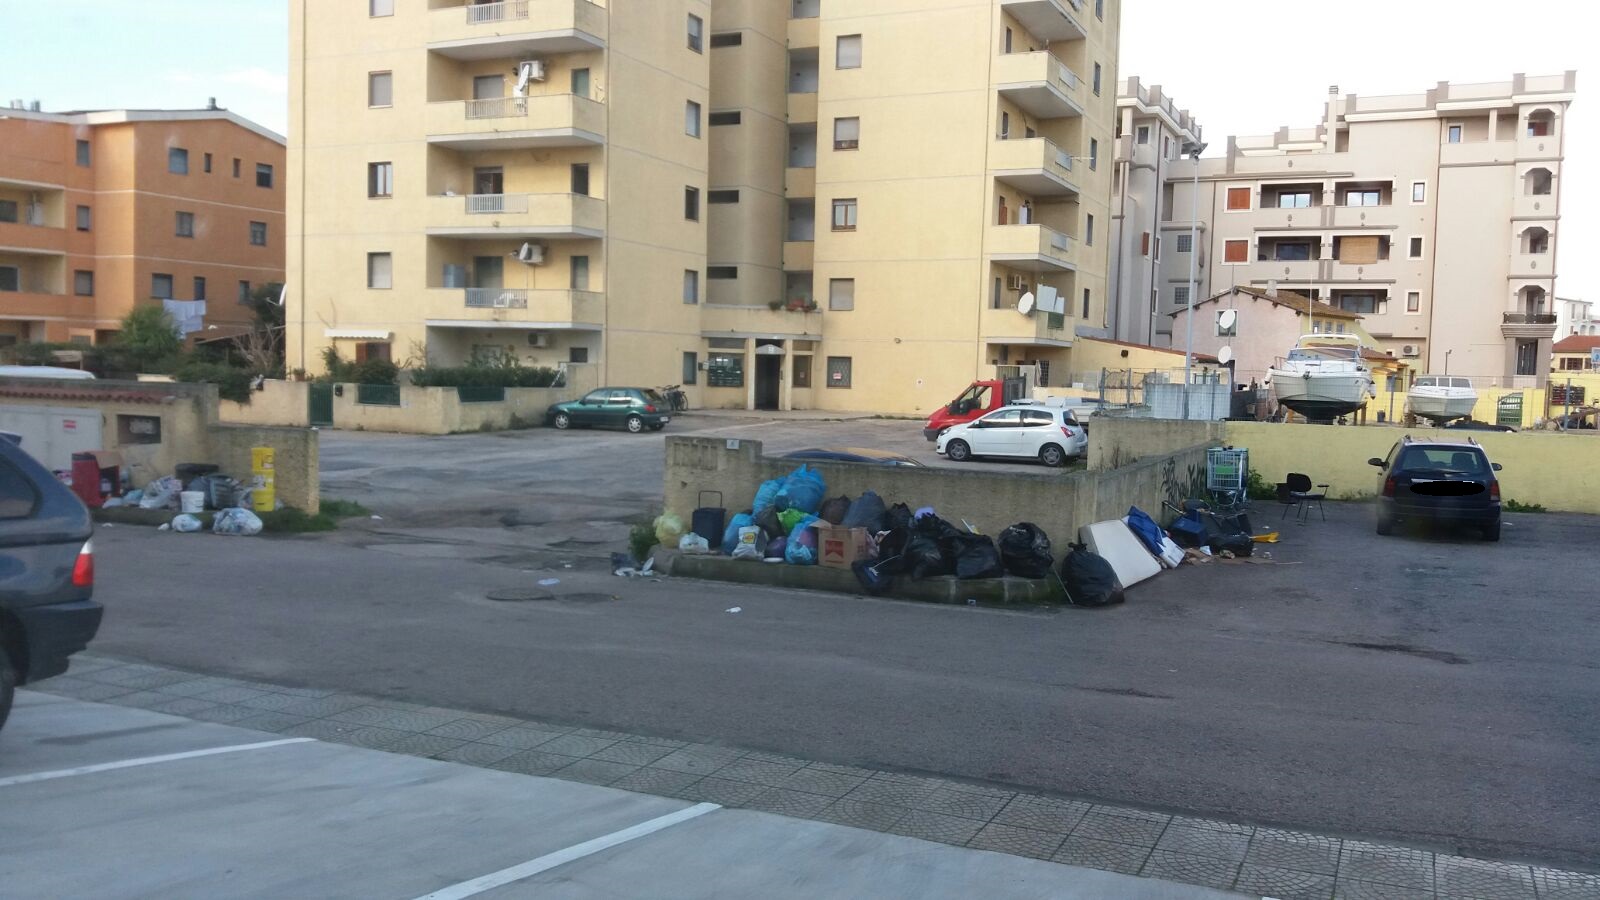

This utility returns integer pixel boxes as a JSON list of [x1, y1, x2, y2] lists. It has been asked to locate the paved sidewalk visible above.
[[676, 408, 900, 421], [28, 656, 1600, 900]]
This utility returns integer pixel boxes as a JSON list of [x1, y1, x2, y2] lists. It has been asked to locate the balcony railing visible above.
[[465, 193, 531, 214], [465, 0, 528, 24], [465, 97, 529, 120], [465, 288, 530, 309], [1503, 313, 1558, 325]]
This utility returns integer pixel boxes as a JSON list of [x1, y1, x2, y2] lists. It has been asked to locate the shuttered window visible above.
[[1224, 240, 1248, 263], [1340, 236, 1380, 265], [836, 35, 862, 69], [1226, 187, 1251, 210]]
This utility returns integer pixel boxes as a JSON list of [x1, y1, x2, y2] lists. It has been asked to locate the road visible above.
[[80, 503, 1600, 869]]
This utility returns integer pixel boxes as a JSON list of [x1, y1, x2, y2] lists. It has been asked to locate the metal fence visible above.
[[457, 386, 507, 404], [356, 383, 401, 407]]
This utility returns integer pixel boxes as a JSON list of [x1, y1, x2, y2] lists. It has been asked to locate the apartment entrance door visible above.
[[473, 256, 504, 289], [754, 342, 783, 410]]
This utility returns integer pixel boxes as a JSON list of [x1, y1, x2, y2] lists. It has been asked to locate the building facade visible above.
[[0, 106, 285, 348], [1147, 73, 1576, 388], [288, 0, 1122, 413], [1555, 296, 1594, 338], [1106, 77, 1199, 348]]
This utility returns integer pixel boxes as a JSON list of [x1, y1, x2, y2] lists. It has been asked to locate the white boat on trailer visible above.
[[1407, 375, 1478, 424], [1268, 334, 1376, 421]]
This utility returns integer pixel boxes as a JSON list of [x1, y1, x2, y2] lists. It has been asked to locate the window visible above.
[[76, 205, 91, 231], [256, 164, 274, 188], [1344, 189, 1381, 207], [570, 255, 590, 290], [1448, 124, 1463, 143], [367, 252, 392, 289], [683, 352, 698, 385], [74, 270, 94, 296], [232, 158, 241, 178], [0, 200, 14, 223], [1141, 232, 1151, 256], [793, 354, 812, 388], [686, 100, 702, 137], [687, 14, 703, 52], [76, 139, 90, 167], [710, 32, 742, 48], [1176, 233, 1192, 253], [369, 72, 393, 107], [1527, 117, 1551, 137], [708, 190, 740, 204], [1003, 27, 1012, 54], [833, 117, 860, 150], [152, 273, 174, 299], [1173, 285, 1190, 307], [1089, 138, 1098, 170], [684, 187, 700, 221], [1411, 181, 1426, 204], [0, 458, 41, 520], [570, 163, 589, 196], [1216, 310, 1237, 337], [1136, 126, 1150, 145], [369, 0, 393, 15], [204, 152, 213, 173], [1085, 214, 1094, 246], [1224, 240, 1248, 263], [1081, 288, 1090, 319], [1093, 62, 1102, 96], [571, 68, 591, 98], [829, 278, 854, 311], [707, 266, 738, 280], [368, 162, 393, 198], [826, 356, 852, 388], [1226, 187, 1251, 210], [836, 34, 862, 69], [1095, 0, 1104, 18], [992, 276, 1003, 310], [169, 147, 189, 174], [1337, 294, 1377, 314], [193, 276, 207, 301], [1408, 236, 1424, 259], [1407, 291, 1421, 313], [831, 198, 857, 231], [683, 270, 699, 304], [1276, 191, 1312, 209], [1000, 111, 1011, 139], [175, 211, 194, 237], [238, 280, 251, 304], [709, 111, 742, 126], [0, 266, 16, 292], [249, 221, 268, 246]]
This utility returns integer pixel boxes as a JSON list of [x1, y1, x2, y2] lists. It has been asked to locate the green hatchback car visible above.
[[546, 388, 672, 433]]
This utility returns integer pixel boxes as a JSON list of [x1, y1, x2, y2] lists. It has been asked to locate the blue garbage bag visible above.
[[752, 478, 784, 516], [785, 515, 822, 564], [722, 512, 754, 556], [1124, 505, 1166, 558], [775, 465, 826, 515]]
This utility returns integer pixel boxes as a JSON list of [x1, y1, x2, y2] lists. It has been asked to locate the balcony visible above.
[[990, 137, 1079, 197], [1248, 259, 1323, 284], [988, 224, 1075, 272], [787, 16, 819, 49], [788, 92, 817, 124], [980, 305, 1071, 346], [700, 304, 823, 339], [1511, 252, 1555, 279], [427, 0, 607, 59], [0, 289, 89, 321], [993, 52, 1083, 119], [1501, 312, 1558, 339], [426, 287, 604, 330], [1328, 205, 1399, 230], [999, 0, 1087, 42], [426, 193, 605, 239], [785, 167, 815, 198], [1514, 194, 1554, 220], [1440, 139, 1514, 167], [783, 241, 814, 271], [425, 93, 605, 150], [0, 220, 67, 255]]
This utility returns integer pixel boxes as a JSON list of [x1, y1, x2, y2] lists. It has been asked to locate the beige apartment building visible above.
[[1146, 73, 1576, 388], [288, 0, 1120, 413]]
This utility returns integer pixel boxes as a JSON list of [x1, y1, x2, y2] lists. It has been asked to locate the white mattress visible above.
[[1079, 521, 1162, 589]]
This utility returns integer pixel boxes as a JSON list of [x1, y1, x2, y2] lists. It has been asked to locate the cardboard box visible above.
[[813, 523, 870, 569]]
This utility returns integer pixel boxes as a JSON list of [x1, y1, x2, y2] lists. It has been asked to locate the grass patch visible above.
[[319, 498, 371, 519], [628, 521, 658, 563], [1503, 499, 1546, 514]]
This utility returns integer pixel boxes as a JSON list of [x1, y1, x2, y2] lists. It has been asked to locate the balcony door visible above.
[[473, 256, 504, 290], [473, 76, 504, 100], [473, 167, 504, 196]]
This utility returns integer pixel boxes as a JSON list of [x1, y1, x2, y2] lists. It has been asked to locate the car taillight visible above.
[[1490, 480, 1501, 500], [1061, 426, 1075, 438], [645, 405, 657, 413], [72, 540, 94, 589], [1382, 477, 1396, 498]]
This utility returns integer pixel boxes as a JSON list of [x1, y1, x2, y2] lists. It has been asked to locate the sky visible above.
[[1, 0, 1587, 300]]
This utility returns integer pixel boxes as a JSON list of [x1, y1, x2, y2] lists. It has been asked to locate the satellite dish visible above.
[[1017, 292, 1035, 315], [1217, 346, 1235, 364], [1217, 308, 1238, 330]]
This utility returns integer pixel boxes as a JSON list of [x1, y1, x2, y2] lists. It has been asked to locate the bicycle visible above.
[[657, 384, 688, 412]]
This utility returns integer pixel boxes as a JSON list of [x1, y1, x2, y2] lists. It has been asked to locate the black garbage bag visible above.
[[886, 502, 915, 533], [952, 533, 1004, 580], [851, 558, 897, 596], [819, 495, 852, 525], [1209, 532, 1254, 557], [998, 523, 1053, 579], [1060, 542, 1124, 607], [754, 506, 783, 540], [842, 491, 888, 532], [877, 526, 911, 560], [904, 532, 952, 580]]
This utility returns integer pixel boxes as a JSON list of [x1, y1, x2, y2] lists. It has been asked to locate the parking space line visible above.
[[0, 738, 314, 789], [412, 802, 721, 900]]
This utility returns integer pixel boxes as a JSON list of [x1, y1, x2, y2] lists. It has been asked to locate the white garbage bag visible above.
[[678, 533, 711, 554], [731, 526, 764, 561], [212, 507, 263, 536], [139, 476, 183, 510], [171, 514, 204, 533]]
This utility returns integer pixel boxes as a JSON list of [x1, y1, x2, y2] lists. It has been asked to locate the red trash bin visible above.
[[70, 452, 104, 508]]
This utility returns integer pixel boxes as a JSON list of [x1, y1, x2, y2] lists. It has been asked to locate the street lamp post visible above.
[[1444, 349, 1453, 376], [1181, 140, 1207, 418]]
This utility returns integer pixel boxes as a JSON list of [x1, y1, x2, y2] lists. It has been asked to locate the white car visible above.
[[936, 404, 1088, 467]]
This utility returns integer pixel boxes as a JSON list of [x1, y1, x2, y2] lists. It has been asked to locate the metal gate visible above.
[[308, 383, 334, 426]]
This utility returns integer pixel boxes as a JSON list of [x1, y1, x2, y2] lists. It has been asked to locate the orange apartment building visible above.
[[0, 105, 285, 348]]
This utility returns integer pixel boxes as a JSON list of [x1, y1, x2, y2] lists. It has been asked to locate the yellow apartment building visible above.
[[288, 0, 1120, 413], [0, 105, 286, 348]]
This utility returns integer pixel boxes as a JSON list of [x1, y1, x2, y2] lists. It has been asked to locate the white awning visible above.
[[324, 329, 393, 341]]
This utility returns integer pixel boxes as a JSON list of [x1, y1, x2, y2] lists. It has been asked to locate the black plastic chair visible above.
[[1275, 482, 1302, 522], [1286, 473, 1328, 522]]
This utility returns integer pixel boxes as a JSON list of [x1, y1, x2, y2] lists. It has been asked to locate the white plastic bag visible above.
[[212, 507, 263, 536], [139, 476, 182, 510], [731, 525, 764, 561], [678, 532, 711, 554], [171, 514, 204, 533]]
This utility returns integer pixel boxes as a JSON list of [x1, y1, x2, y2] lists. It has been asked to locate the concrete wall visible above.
[[207, 424, 319, 514], [1087, 417, 1226, 471], [218, 378, 308, 427], [663, 434, 1211, 551]]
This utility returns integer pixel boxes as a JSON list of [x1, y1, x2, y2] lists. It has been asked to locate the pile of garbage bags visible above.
[[134, 466, 275, 537]]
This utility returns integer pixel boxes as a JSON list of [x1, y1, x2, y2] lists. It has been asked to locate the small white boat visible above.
[[1407, 375, 1477, 424], [1268, 335, 1376, 421]]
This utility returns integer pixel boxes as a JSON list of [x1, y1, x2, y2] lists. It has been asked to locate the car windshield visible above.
[[1400, 447, 1486, 474], [642, 390, 666, 404]]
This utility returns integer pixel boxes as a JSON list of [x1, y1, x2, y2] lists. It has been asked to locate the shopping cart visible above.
[[1206, 447, 1250, 514]]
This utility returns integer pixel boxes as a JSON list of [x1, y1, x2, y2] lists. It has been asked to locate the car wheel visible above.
[[1481, 519, 1500, 542], [552, 412, 571, 430], [0, 641, 15, 733], [1376, 515, 1393, 536], [1039, 444, 1066, 468], [626, 415, 645, 434], [946, 439, 971, 462]]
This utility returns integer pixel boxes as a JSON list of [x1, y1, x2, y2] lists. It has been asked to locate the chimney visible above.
[[207, 97, 218, 110], [28, 99, 41, 112], [1267, 279, 1279, 299]]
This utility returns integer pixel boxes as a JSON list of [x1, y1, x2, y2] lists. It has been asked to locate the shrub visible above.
[[318, 347, 398, 385], [410, 350, 560, 389], [171, 358, 253, 403], [116, 306, 183, 371], [628, 521, 658, 563]]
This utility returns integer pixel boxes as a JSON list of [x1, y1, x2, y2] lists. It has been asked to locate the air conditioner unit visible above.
[[491, 293, 511, 309], [515, 242, 545, 264], [527, 332, 551, 349], [516, 60, 546, 92], [1006, 274, 1027, 291], [1401, 344, 1420, 358]]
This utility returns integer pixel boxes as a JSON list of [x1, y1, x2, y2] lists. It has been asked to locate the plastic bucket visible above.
[[180, 491, 206, 514]]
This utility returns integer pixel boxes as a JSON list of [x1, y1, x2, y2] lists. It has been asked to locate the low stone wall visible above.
[[1088, 417, 1227, 471], [663, 436, 1213, 547], [207, 424, 319, 513], [218, 379, 307, 427]]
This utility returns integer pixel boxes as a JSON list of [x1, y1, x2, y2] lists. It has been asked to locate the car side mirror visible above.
[[1492, 462, 1503, 471], [1367, 457, 1385, 468]]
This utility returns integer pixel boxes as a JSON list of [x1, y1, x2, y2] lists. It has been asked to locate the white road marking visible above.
[[0, 738, 314, 788], [412, 802, 721, 900]]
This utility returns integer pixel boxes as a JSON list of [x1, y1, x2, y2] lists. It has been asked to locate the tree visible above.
[[115, 305, 182, 371]]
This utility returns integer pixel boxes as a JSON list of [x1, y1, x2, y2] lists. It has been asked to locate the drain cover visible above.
[[486, 588, 552, 603]]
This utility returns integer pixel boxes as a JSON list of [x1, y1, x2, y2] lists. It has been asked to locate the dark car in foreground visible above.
[[546, 388, 672, 433], [781, 448, 925, 467], [1, 439, 101, 731], [1370, 436, 1502, 541]]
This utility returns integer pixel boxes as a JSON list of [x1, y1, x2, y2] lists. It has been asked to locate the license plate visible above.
[[661, 416, 671, 424]]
